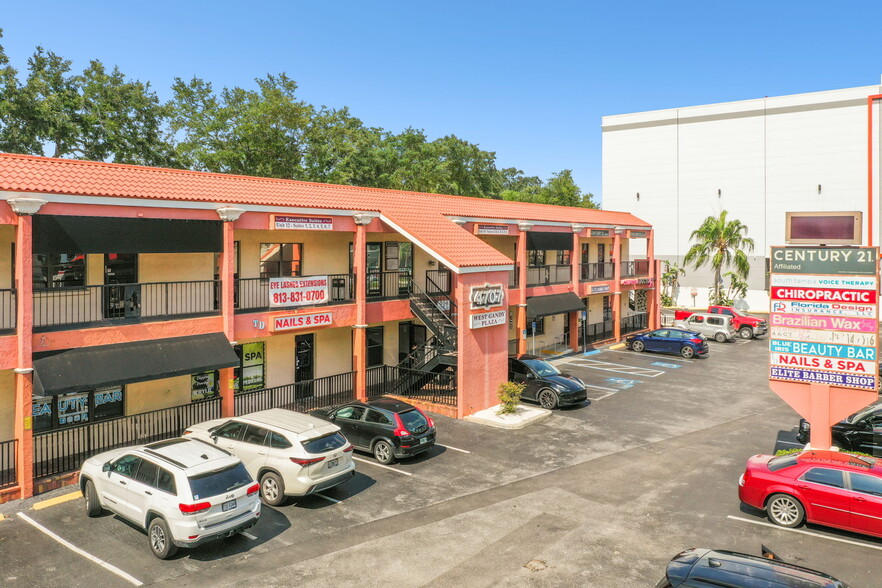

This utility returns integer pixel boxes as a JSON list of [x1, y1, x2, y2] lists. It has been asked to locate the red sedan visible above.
[[739, 449, 882, 539]]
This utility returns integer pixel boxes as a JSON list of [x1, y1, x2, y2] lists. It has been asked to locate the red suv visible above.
[[739, 450, 882, 539]]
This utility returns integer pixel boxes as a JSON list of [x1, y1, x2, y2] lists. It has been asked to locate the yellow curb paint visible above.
[[609, 343, 626, 350], [33, 491, 80, 510]]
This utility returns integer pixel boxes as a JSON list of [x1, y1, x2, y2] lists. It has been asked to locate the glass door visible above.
[[103, 254, 139, 319]]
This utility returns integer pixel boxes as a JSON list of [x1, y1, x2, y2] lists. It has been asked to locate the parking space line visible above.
[[33, 490, 81, 510], [17, 512, 144, 586], [602, 350, 693, 363], [352, 456, 413, 476], [727, 515, 882, 552], [565, 358, 663, 377], [315, 492, 341, 504], [583, 383, 618, 392], [437, 443, 471, 454]]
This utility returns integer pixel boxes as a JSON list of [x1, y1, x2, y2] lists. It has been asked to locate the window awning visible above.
[[526, 231, 573, 251], [526, 292, 585, 320], [33, 333, 239, 397]]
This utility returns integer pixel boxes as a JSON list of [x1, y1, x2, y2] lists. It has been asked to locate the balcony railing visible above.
[[235, 274, 355, 313], [366, 271, 411, 301], [0, 439, 16, 488], [426, 270, 451, 295], [620, 312, 648, 335], [620, 260, 651, 278], [0, 289, 15, 334], [33, 280, 219, 331], [526, 264, 572, 287], [367, 365, 457, 407], [235, 372, 357, 415], [579, 262, 614, 282]]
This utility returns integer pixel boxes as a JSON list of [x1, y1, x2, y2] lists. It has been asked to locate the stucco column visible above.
[[569, 311, 580, 352], [217, 208, 244, 417], [516, 222, 532, 357], [613, 229, 622, 341], [571, 224, 585, 294], [9, 198, 45, 498], [353, 214, 374, 400]]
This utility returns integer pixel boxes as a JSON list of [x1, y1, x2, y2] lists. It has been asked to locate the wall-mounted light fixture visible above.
[[636, 192, 640, 201], [818, 184, 822, 194], [717, 189, 721, 197], [427, 259, 437, 267]]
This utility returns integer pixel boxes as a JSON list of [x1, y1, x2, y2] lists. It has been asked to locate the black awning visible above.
[[33, 333, 239, 397], [34, 215, 223, 254], [526, 292, 585, 320], [526, 231, 573, 251]]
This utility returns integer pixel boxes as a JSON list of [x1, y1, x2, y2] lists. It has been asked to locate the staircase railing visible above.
[[423, 274, 458, 326], [409, 279, 457, 349]]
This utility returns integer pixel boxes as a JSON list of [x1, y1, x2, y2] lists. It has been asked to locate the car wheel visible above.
[[680, 346, 695, 359], [373, 440, 395, 465], [714, 332, 727, 343], [739, 326, 753, 340], [538, 388, 559, 410], [767, 493, 805, 528], [260, 472, 286, 506], [631, 340, 645, 352], [83, 479, 103, 517], [148, 517, 178, 560]]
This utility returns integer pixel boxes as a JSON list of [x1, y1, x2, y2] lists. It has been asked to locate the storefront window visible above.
[[556, 250, 571, 265], [32, 386, 124, 432], [191, 371, 219, 402], [528, 250, 546, 267], [366, 326, 384, 367], [259, 243, 302, 277], [526, 317, 545, 336], [33, 253, 86, 289], [234, 342, 266, 392]]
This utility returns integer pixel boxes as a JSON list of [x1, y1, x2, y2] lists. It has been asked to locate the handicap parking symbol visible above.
[[606, 377, 639, 389], [650, 362, 681, 369]]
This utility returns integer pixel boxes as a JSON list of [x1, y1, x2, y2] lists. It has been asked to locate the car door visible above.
[[333, 406, 367, 448], [847, 471, 882, 536], [235, 424, 270, 479], [102, 454, 143, 521], [648, 329, 673, 353], [509, 359, 538, 401], [687, 315, 705, 338], [797, 467, 851, 528], [126, 457, 160, 526], [364, 408, 394, 446]]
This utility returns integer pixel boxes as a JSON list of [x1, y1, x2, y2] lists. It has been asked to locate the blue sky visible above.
[[2, 2, 881, 203]]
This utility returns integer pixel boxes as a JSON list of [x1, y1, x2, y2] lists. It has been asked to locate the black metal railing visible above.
[[367, 365, 457, 407], [0, 289, 15, 334], [0, 439, 16, 488], [620, 312, 648, 335], [33, 280, 219, 331], [33, 399, 221, 479], [621, 260, 650, 278], [579, 262, 614, 282], [424, 275, 458, 326], [526, 264, 572, 286], [426, 270, 451, 295], [235, 274, 355, 313], [582, 320, 615, 345], [234, 372, 356, 415], [366, 271, 411, 301]]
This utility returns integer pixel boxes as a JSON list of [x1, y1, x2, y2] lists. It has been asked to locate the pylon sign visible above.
[[769, 246, 879, 391]]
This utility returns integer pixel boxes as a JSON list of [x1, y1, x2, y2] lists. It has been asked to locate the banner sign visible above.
[[470, 310, 507, 329], [590, 229, 610, 237], [769, 246, 879, 391], [269, 276, 329, 307], [770, 300, 875, 318], [273, 312, 333, 331], [591, 284, 610, 294], [629, 230, 647, 238], [274, 215, 334, 230], [475, 223, 511, 235]]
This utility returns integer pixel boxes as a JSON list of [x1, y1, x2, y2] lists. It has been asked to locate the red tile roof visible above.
[[0, 153, 650, 270]]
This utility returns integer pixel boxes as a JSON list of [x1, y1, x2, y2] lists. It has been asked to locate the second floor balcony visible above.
[[579, 262, 614, 282], [621, 260, 651, 278], [526, 264, 571, 287]]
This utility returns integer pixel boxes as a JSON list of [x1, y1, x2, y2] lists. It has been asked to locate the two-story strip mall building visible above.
[[0, 153, 657, 500]]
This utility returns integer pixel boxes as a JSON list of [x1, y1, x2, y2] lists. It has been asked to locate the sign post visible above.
[[769, 246, 879, 449]]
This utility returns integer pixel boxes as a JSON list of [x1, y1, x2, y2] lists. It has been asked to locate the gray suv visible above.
[[673, 312, 736, 343]]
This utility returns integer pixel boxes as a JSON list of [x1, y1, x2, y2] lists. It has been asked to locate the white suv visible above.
[[184, 408, 356, 506], [79, 438, 261, 559]]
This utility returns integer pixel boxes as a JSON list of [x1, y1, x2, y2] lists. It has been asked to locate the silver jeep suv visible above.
[[79, 437, 261, 559]]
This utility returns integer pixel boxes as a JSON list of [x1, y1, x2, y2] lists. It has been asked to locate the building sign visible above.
[[470, 310, 507, 329], [273, 312, 333, 332], [621, 277, 653, 287], [237, 342, 265, 391], [590, 229, 610, 237], [269, 276, 329, 307], [469, 283, 505, 310], [273, 215, 333, 230], [191, 372, 218, 402], [629, 230, 647, 238], [57, 391, 90, 426], [769, 246, 879, 391], [591, 284, 610, 294], [475, 223, 510, 235]]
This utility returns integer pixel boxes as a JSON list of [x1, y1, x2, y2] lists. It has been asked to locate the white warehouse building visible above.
[[602, 82, 882, 311]]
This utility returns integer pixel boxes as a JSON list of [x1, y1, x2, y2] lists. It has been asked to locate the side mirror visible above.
[[329, 414, 336, 421], [102, 462, 111, 473], [210, 432, 218, 443], [526, 373, 536, 380]]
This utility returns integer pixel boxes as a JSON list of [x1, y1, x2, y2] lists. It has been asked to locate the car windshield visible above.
[[398, 409, 428, 432], [521, 359, 560, 377], [302, 432, 347, 454], [847, 402, 882, 424], [188, 462, 252, 500]]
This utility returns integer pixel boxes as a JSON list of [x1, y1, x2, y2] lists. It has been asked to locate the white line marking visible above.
[[727, 515, 882, 551], [240, 531, 258, 540], [352, 456, 413, 476], [17, 512, 144, 586], [583, 383, 619, 392], [777, 440, 805, 446], [437, 444, 471, 454], [588, 392, 616, 401], [603, 350, 693, 363], [566, 358, 663, 377], [315, 493, 341, 503]]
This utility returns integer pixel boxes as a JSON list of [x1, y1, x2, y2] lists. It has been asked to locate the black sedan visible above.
[[508, 355, 588, 410], [311, 397, 435, 464], [797, 400, 882, 456]]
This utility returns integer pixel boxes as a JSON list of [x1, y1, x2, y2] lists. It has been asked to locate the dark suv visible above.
[[508, 355, 587, 410], [797, 400, 882, 455], [658, 548, 850, 587], [311, 397, 435, 464]]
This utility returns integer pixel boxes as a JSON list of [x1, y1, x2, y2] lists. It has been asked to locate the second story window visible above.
[[260, 243, 302, 278], [556, 250, 571, 265], [528, 250, 545, 267], [33, 253, 86, 289]]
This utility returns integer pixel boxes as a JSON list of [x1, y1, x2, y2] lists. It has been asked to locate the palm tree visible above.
[[684, 210, 755, 304], [660, 261, 686, 306]]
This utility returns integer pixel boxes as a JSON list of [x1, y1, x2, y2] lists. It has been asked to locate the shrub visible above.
[[496, 381, 525, 415]]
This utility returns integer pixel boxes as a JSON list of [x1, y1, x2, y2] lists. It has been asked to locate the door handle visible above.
[[796, 484, 809, 490], [258, 452, 267, 456], [119, 480, 127, 485], [145, 490, 152, 496], [853, 496, 867, 502]]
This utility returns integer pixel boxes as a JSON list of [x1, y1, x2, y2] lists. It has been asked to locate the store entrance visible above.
[[398, 321, 427, 367], [103, 253, 139, 319], [295, 333, 314, 382]]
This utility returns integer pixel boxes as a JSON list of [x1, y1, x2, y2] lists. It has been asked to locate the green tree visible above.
[[660, 261, 686, 306], [683, 210, 755, 305]]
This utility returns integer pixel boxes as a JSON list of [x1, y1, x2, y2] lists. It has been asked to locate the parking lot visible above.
[[2, 335, 881, 586]]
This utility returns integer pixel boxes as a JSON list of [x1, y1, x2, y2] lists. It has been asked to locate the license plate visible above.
[[419, 437, 427, 445], [222, 499, 237, 512], [327, 458, 338, 469]]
